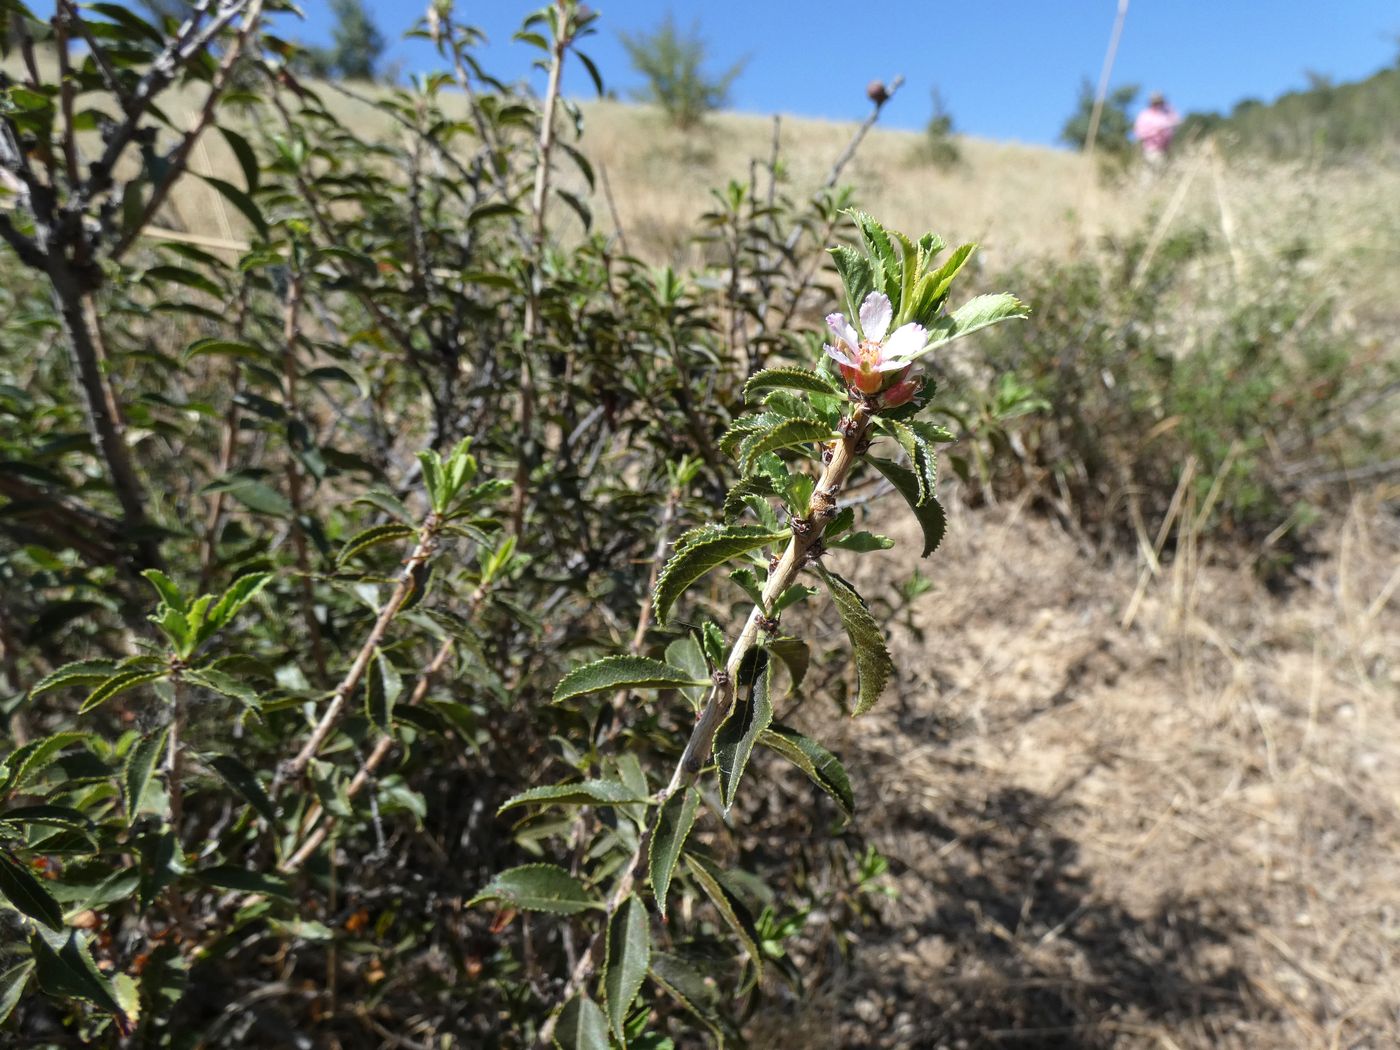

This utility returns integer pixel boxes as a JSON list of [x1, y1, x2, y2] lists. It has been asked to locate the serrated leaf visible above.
[[737, 418, 831, 476], [80, 671, 166, 714], [553, 994, 609, 1050], [816, 567, 893, 715], [604, 895, 651, 1040], [663, 636, 709, 712], [715, 653, 773, 814], [766, 637, 810, 693], [722, 473, 782, 523], [354, 489, 414, 523], [653, 526, 789, 627], [552, 655, 709, 704], [648, 951, 731, 1042], [30, 662, 117, 697], [759, 725, 854, 820], [469, 864, 597, 915], [649, 787, 699, 914], [199, 175, 269, 240], [363, 650, 402, 732], [828, 530, 894, 552], [684, 855, 763, 977], [30, 928, 127, 1021], [867, 456, 946, 558], [498, 779, 646, 813], [124, 728, 169, 822], [0, 960, 34, 1027], [197, 865, 292, 899], [208, 572, 272, 631], [185, 668, 260, 710], [206, 754, 277, 825], [0, 850, 64, 930], [141, 569, 185, 612], [182, 338, 267, 363], [882, 417, 937, 505], [0, 732, 91, 794], [743, 367, 837, 402], [919, 292, 1028, 355]]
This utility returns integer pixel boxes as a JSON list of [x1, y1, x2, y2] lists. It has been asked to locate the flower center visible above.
[[857, 340, 883, 371]]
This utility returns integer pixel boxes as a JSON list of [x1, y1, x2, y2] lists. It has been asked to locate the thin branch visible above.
[[509, 0, 571, 537], [540, 403, 876, 1042], [109, 0, 264, 261], [82, 0, 254, 209], [275, 519, 442, 787]]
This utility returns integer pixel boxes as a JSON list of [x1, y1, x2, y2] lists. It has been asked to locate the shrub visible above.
[[619, 13, 747, 130]]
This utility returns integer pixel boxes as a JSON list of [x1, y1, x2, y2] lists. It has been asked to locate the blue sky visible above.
[[197, 2, 1400, 145]]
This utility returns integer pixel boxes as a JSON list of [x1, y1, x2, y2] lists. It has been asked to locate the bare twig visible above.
[[510, 0, 571, 537], [110, 0, 264, 261]]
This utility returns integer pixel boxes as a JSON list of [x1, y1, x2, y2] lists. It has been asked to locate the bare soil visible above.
[[762, 491, 1400, 1049]]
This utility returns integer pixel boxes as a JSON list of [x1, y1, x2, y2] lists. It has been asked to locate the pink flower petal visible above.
[[825, 312, 858, 350], [859, 292, 893, 342], [882, 322, 928, 361], [824, 344, 857, 367]]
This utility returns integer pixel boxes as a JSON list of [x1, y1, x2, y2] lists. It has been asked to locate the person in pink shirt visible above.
[[1133, 92, 1181, 169]]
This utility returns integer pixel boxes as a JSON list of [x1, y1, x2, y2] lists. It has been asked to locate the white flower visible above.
[[824, 292, 927, 396]]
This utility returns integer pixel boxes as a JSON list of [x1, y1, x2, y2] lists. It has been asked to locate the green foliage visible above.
[[300, 0, 387, 81], [1061, 78, 1140, 161], [1182, 60, 1400, 160], [919, 88, 962, 169], [619, 14, 746, 129], [0, 3, 1027, 1042]]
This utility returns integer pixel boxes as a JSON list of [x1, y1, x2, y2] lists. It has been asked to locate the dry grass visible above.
[[753, 484, 1400, 1049]]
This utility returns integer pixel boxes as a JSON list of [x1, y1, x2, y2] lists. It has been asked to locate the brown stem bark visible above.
[[539, 405, 875, 1042]]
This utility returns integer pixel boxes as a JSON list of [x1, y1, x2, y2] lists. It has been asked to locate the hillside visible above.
[[1184, 58, 1400, 161]]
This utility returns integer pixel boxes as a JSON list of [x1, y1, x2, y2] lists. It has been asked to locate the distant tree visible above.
[[298, 0, 386, 81], [619, 14, 746, 130], [921, 87, 962, 168], [1061, 78, 1139, 159]]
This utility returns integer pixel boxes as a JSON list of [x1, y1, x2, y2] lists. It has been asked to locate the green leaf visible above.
[[0, 850, 64, 930], [218, 126, 260, 193], [0, 961, 35, 1027], [827, 530, 894, 553], [722, 473, 782, 523], [141, 569, 186, 612], [199, 175, 269, 240], [363, 650, 403, 732], [816, 567, 894, 715], [653, 526, 789, 627], [124, 728, 169, 822], [184, 669, 258, 711], [498, 779, 646, 814], [469, 864, 597, 915], [743, 367, 837, 402], [663, 637, 710, 713], [920, 292, 1028, 355], [197, 865, 292, 899], [604, 895, 651, 1040], [648, 786, 699, 915], [207, 754, 277, 825], [737, 418, 832, 476], [553, 994, 609, 1050], [714, 653, 773, 815], [882, 417, 937, 505], [552, 655, 709, 704], [867, 456, 946, 558], [208, 572, 273, 631], [81, 671, 166, 714], [216, 477, 292, 518], [766, 637, 810, 693], [338, 523, 416, 567], [182, 338, 267, 364], [0, 732, 91, 794], [29, 928, 128, 1021], [30, 662, 117, 697], [684, 855, 763, 977], [759, 725, 854, 821]]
